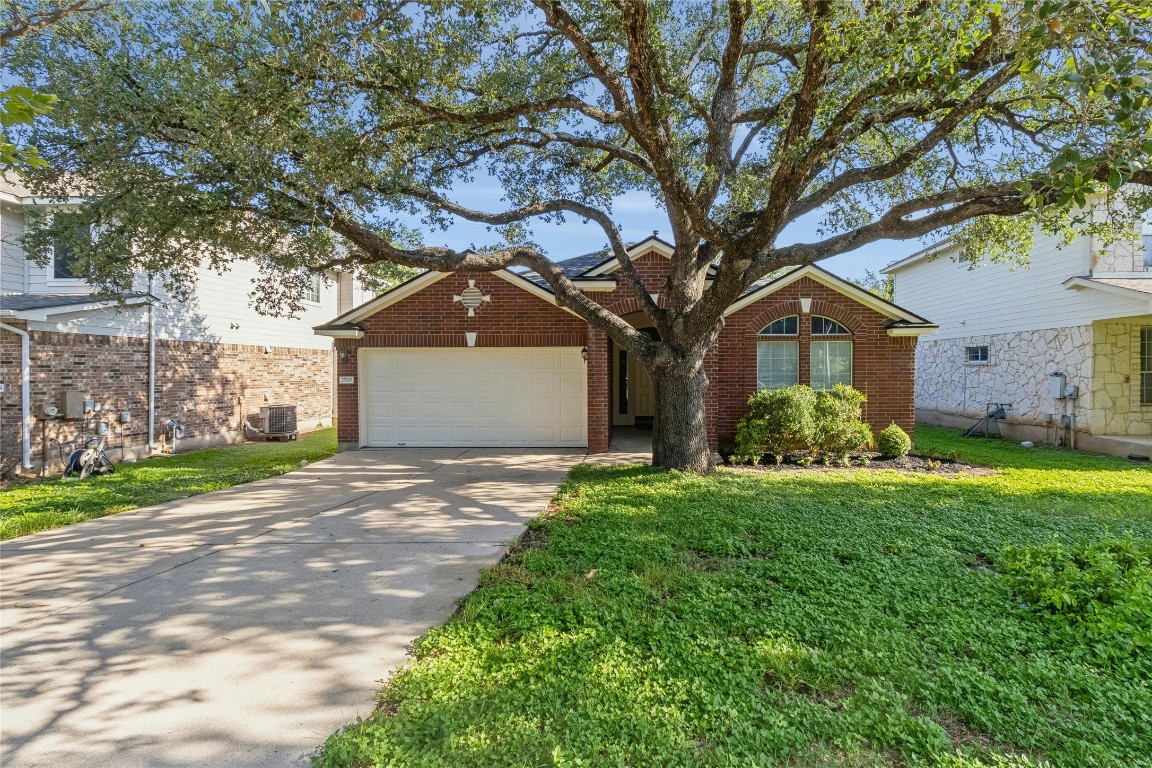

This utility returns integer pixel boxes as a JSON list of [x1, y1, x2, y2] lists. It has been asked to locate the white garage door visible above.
[[360, 347, 587, 447]]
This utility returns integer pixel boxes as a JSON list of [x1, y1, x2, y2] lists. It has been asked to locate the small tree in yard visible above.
[[6, 1, 1152, 472]]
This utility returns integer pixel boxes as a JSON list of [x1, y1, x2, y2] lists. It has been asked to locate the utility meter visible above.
[[42, 404, 59, 418], [96, 421, 109, 436]]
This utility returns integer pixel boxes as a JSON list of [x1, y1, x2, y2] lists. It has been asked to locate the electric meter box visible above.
[[1064, 384, 1080, 400], [1048, 373, 1066, 399], [61, 390, 84, 419]]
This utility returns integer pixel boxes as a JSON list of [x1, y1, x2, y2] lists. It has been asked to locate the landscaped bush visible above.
[[812, 384, 872, 462], [998, 537, 1152, 665], [877, 422, 912, 458], [733, 385, 816, 464]]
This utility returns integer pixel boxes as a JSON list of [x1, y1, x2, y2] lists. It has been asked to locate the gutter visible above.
[[0, 320, 32, 470]]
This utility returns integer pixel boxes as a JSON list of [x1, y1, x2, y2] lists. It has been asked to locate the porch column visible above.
[[586, 326, 611, 452]]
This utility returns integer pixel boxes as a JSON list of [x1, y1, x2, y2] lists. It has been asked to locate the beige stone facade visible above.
[[1091, 315, 1152, 436], [915, 317, 1152, 439]]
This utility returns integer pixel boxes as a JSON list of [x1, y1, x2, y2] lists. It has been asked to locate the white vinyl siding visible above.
[[890, 229, 1148, 339], [811, 340, 852, 390], [756, 341, 799, 390]]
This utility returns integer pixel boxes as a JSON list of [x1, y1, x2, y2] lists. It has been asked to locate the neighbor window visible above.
[[810, 316, 852, 390], [966, 345, 990, 363], [1143, 234, 1152, 270], [301, 270, 322, 303], [1141, 327, 1152, 405], [51, 222, 92, 280], [756, 315, 799, 390]]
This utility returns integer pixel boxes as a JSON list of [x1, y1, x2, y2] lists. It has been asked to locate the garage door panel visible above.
[[360, 348, 587, 447]]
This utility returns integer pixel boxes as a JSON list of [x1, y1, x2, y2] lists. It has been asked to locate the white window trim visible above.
[[964, 345, 991, 365], [48, 221, 94, 285], [300, 269, 323, 305]]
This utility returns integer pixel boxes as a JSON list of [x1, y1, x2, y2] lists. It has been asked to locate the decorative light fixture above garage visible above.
[[453, 279, 491, 317]]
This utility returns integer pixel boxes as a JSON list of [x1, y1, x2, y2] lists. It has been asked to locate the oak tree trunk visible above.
[[649, 348, 715, 473]]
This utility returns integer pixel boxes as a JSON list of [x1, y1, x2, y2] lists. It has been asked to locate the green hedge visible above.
[[734, 384, 872, 465]]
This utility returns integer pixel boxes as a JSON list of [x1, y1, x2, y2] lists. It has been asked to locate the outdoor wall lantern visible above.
[[580, 346, 589, 363]]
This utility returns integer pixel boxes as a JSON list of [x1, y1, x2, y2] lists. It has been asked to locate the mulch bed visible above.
[[724, 452, 997, 476]]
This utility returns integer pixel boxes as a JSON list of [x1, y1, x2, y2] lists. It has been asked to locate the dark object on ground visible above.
[[1128, 454, 1150, 462]]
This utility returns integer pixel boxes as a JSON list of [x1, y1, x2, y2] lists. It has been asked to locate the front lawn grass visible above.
[[0, 427, 337, 540], [318, 426, 1151, 768]]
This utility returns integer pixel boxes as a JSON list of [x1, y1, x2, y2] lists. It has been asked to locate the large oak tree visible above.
[[7, 0, 1152, 471]]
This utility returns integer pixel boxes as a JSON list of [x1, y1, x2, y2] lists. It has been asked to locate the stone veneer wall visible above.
[[1091, 315, 1152, 436], [1, 325, 333, 472], [914, 326, 1093, 432]]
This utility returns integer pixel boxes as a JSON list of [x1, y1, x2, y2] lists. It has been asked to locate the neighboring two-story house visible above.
[[884, 214, 1152, 457], [0, 176, 371, 474]]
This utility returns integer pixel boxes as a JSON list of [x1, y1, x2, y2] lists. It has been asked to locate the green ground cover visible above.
[[0, 427, 338, 540], [318, 426, 1151, 768]]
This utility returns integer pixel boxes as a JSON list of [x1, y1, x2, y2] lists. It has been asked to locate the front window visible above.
[[756, 315, 798, 390], [52, 222, 92, 280], [1142, 234, 1152, 270], [810, 316, 852, 390], [1141, 327, 1152, 405]]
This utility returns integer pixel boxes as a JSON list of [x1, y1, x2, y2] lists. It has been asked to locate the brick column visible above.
[[335, 341, 360, 449], [704, 346, 719, 450], [586, 327, 611, 452]]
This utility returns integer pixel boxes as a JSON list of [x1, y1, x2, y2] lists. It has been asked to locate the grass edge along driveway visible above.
[[0, 427, 338, 540], [317, 426, 1151, 768]]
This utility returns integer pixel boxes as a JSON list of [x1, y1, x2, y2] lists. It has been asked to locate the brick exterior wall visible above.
[[718, 276, 917, 450], [332, 257, 918, 453], [0, 323, 332, 472], [334, 272, 589, 446]]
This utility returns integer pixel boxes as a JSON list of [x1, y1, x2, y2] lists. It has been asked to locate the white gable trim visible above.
[[314, 268, 582, 333], [582, 238, 676, 276], [881, 239, 955, 274], [491, 270, 582, 317], [1063, 277, 1152, 310], [319, 270, 448, 326], [722, 265, 931, 324]]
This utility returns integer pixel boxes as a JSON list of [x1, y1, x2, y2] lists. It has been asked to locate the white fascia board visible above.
[[492, 270, 583, 317], [886, 326, 938, 337], [582, 240, 677, 276], [723, 265, 923, 323], [881, 239, 955, 274], [0, 193, 87, 207], [314, 327, 365, 339], [1063, 277, 1152, 309], [11, 297, 151, 322], [324, 271, 448, 325], [573, 280, 618, 291]]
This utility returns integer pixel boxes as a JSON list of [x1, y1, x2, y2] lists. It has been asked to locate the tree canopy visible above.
[[6, 0, 1151, 469]]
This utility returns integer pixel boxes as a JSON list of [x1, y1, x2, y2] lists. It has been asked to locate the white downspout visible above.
[[0, 321, 32, 470]]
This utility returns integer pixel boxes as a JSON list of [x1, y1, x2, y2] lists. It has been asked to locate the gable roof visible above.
[[723, 264, 937, 334], [881, 239, 955, 274], [313, 267, 580, 336]]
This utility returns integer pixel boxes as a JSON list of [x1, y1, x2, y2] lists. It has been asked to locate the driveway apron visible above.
[[0, 448, 583, 767]]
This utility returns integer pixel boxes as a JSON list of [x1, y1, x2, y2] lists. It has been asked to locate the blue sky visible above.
[[407, 185, 929, 281]]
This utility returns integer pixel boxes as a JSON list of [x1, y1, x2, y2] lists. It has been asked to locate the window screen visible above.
[[811, 340, 852, 390], [757, 341, 799, 390]]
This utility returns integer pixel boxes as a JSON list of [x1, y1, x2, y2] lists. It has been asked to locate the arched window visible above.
[[756, 316, 798, 390], [811, 316, 852, 390]]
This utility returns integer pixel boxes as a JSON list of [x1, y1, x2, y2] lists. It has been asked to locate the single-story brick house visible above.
[[314, 237, 937, 452]]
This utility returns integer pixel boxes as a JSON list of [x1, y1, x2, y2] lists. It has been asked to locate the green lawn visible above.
[[0, 427, 338, 540], [317, 426, 1151, 768]]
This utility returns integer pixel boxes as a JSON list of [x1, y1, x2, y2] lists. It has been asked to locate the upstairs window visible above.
[[1143, 234, 1152, 270], [810, 316, 852, 390], [301, 269, 322, 303], [52, 222, 93, 280], [756, 315, 798, 390]]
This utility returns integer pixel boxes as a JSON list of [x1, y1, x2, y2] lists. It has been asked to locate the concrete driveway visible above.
[[0, 448, 584, 767]]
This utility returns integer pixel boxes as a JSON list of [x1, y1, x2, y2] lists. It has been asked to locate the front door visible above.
[[613, 345, 656, 427]]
